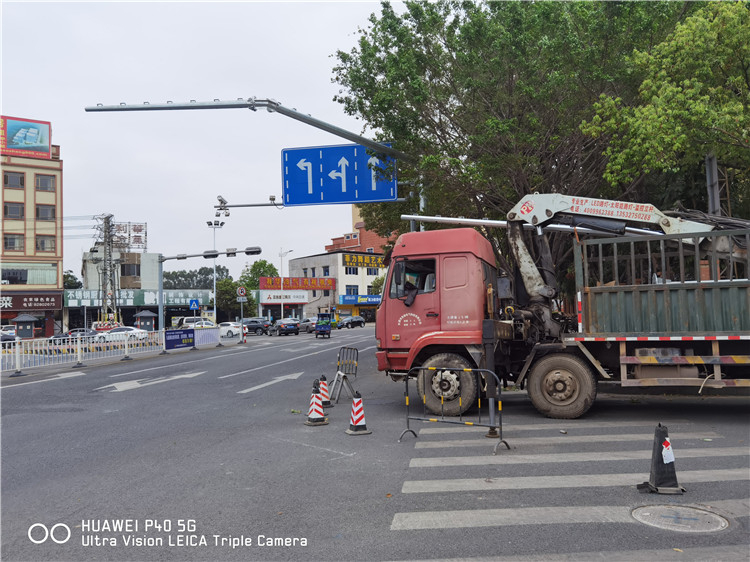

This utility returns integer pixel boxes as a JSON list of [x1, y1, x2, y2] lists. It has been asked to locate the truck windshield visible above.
[[389, 259, 436, 299]]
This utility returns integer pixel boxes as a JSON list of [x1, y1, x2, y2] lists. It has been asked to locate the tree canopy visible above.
[[332, 0, 750, 270], [162, 265, 230, 290], [237, 260, 278, 290]]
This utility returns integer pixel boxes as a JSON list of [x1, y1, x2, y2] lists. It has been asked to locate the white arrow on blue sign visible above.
[[281, 143, 397, 206]]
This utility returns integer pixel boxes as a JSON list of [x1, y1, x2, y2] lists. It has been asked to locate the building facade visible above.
[[1, 116, 63, 336]]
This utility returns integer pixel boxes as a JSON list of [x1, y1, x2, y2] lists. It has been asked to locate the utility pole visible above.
[[95, 214, 119, 323]]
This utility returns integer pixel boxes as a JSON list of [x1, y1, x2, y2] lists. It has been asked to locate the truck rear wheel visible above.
[[527, 354, 596, 419], [416, 353, 476, 416]]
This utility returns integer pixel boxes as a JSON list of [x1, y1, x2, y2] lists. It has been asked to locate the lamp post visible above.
[[207, 220, 225, 322], [279, 248, 293, 318]]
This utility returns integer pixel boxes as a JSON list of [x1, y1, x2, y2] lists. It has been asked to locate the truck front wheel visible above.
[[416, 353, 476, 416], [527, 355, 596, 419]]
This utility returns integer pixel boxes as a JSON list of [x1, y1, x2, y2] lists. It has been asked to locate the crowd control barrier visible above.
[[398, 366, 510, 454], [330, 347, 358, 403]]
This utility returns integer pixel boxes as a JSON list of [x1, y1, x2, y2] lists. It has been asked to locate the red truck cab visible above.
[[376, 228, 498, 377]]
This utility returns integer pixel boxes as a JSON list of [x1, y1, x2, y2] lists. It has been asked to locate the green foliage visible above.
[[163, 265, 231, 290], [215, 277, 257, 321], [370, 274, 386, 296], [582, 2, 750, 198], [237, 260, 278, 290], [63, 270, 83, 289], [333, 0, 705, 263]]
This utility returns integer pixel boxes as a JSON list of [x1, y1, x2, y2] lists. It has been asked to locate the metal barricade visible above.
[[330, 347, 358, 403], [398, 366, 510, 454]]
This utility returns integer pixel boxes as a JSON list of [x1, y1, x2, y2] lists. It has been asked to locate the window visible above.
[[345, 266, 358, 275], [302, 268, 308, 277], [366, 247, 374, 253], [352, 233, 358, 239], [311, 267, 316, 277], [3, 202, 24, 220], [35, 235, 56, 252], [389, 258, 436, 299], [323, 266, 329, 276], [367, 267, 379, 276], [121, 263, 140, 276], [3, 171, 24, 189], [36, 204, 56, 221], [367, 285, 374, 295], [1, 262, 57, 285], [312, 290, 317, 298], [346, 285, 359, 296], [345, 235, 351, 240], [323, 290, 330, 297], [35, 175, 56, 191], [4, 234, 24, 251]]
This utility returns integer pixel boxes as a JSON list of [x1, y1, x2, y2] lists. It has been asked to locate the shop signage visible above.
[[260, 277, 335, 290], [0, 292, 62, 311], [64, 289, 211, 307], [259, 290, 309, 304], [342, 253, 385, 268], [338, 295, 382, 305]]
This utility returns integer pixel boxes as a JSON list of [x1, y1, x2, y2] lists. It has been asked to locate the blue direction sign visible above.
[[281, 143, 397, 206]]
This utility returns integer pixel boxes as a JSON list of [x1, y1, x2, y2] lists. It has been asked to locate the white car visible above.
[[219, 322, 241, 337], [0, 325, 16, 337], [97, 326, 149, 342]]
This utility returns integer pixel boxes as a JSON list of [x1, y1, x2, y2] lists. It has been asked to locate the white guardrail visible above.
[[0, 328, 224, 375]]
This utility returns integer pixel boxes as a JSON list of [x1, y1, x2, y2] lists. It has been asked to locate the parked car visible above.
[[267, 318, 300, 336], [338, 316, 366, 329], [177, 317, 212, 329], [50, 328, 98, 342], [97, 326, 149, 342], [0, 325, 16, 337], [219, 322, 241, 337], [299, 317, 318, 333], [1, 333, 16, 343], [192, 320, 216, 329], [243, 318, 271, 336]]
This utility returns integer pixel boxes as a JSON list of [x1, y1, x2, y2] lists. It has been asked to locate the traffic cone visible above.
[[637, 423, 685, 494], [319, 375, 332, 408], [345, 391, 372, 435], [304, 380, 329, 426]]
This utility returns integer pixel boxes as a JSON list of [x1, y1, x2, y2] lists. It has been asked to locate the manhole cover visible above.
[[632, 505, 729, 533]]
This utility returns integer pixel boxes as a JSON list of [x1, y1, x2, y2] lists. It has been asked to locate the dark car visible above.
[[1, 333, 16, 343], [243, 318, 271, 336], [338, 316, 366, 329], [50, 328, 98, 342], [268, 318, 300, 336]]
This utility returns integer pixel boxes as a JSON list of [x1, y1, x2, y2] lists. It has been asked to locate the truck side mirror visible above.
[[393, 262, 402, 285]]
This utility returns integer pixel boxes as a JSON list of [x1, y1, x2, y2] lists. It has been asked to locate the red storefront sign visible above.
[[260, 277, 336, 290]]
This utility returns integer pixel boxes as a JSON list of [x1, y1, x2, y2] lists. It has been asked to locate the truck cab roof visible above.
[[392, 228, 495, 264]]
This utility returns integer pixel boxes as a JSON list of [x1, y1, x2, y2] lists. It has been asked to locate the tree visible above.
[[237, 260, 278, 290], [163, 265, 231, 289], [582, 2, 750, 214], [370, 274, 385, 297], [333, 0, 704, 270], [63, 270, 83, 289]]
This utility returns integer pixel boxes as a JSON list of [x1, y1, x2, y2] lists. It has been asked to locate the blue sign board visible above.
[[189, 299, 200, 311], [339, 295, 382, 305], [165, 329, 195, 350], [282, 143, 397, 206]]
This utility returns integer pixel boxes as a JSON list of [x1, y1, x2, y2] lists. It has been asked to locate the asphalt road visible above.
[[2, 327, 749, 561]]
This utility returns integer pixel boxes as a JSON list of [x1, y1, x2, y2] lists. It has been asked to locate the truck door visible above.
[[385, 258, 440, 349]]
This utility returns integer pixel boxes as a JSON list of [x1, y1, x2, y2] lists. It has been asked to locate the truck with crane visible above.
[[375, 193, 750, 419]]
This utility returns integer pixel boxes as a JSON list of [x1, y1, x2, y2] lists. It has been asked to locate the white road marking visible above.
[[413, 431, 722, 448], [409, 446, 748, 468], [237, 372, 305, 394], [0, 371, 86, 388], [401, 468, 749, 494], [95, 371, 205, 392]]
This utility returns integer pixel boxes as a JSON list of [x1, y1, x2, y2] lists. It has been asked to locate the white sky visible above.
[[2, 0, 397, 280]]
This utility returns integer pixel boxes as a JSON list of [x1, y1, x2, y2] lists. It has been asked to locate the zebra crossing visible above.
[[389, 416, 750, 558]]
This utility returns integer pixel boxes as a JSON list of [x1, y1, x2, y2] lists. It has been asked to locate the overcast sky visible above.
[[2, 0, 398, 280]]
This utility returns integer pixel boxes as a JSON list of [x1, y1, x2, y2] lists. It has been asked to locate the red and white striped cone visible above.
[[345, 391, 371, 435], [304, 380, 329, 426], [319, 375, 333, 408]]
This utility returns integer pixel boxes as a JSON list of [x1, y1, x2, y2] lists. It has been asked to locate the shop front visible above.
[[259, 290, 309, 321], [0, 291, 63, 337], [337, 294, 381, 322]]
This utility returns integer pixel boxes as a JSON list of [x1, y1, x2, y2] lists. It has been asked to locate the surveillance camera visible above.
[[215, 211, 220, 217], [217, 195, 227, 205], [269, 195, 276, 202], [225, 211, 230, 217]]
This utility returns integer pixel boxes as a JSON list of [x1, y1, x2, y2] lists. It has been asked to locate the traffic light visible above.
[[203, 250, 219, 259], [244, 246, 261, 255], [225, 248, 237, 257]]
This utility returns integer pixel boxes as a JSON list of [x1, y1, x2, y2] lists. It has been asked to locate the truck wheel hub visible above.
[[431, 372, 460, 399], [543, 371, 577, 403]]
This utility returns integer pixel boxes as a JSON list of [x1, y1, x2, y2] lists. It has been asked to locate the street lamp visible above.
[[279, 248, 293, 318], [207, 220, 225, 322]]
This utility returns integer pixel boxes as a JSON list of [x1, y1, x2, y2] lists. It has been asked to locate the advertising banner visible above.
[[342, 253, 385, 268], [260, 277, 335, 290], [259, 290, 309, 304], [1, 116, 52, 159], [164, 329, 195, 350], [338, 295, 382, 305], [0, 292, 63, 311]]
